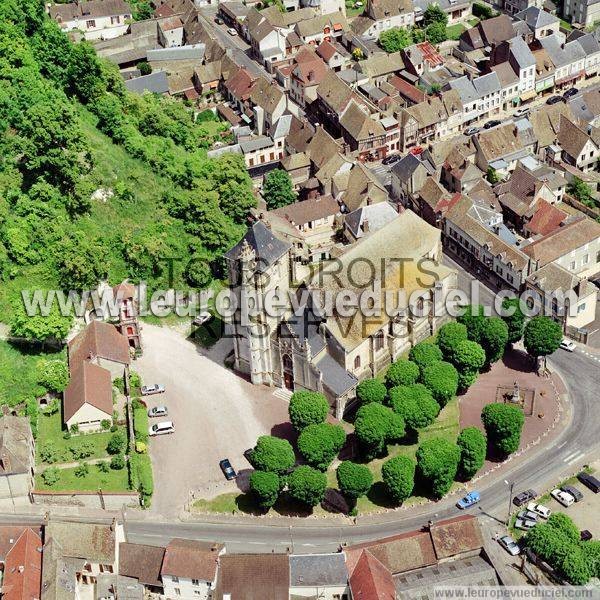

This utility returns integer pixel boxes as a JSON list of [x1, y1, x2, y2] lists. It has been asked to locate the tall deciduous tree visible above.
[[288, 465, 327, 507], [423, 3, 448, 26], [336, 461, 373, 499], [251, 435, 295, 474], [389, 384, 440, 431], [354, 402, 405, 459], [421, 361, 459, 406], [416, 437, 461, 498], [481, 403, 524, 456], [436, 321, 468, 361], [379, 27, 413, 52], [263, 169, 297, 210], [457, 427, 486, 480], [479, 317, 509, 365], [288, 391, 329, 431], [297, 423, 346, 470], [501, 297, 526, 344], [384, 359, 420, 388], [452, 340, 486, 389], [250, 470, 280, 509], [356, 378, 387, 404], [457, 304, 486, 343], [409, 342, 443, 373], [382, 456, 415, 504], [524, 317, 562, 365]]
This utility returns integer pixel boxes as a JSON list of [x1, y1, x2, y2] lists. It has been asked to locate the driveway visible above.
[[133, 324, 289, 518]]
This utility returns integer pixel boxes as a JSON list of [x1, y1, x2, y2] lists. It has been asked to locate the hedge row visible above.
[[133, 407, 149, 444], [129, 453, 154, 507]]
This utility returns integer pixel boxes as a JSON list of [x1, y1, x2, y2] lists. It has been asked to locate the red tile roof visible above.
[[316, 39, 337, 62], [389, 75, 426, 104], [430, 515, 485, 560], [292, 49, 328, 86], [161, 539, 224, 581], [67, 320, 130, 372], [2, 529, 43, 600], [63, 361, 113, 423], [225, 68, 257, 101], [349, 550, 396, 600], [416, 41, 444, 67], [525, 199, 567, 237]]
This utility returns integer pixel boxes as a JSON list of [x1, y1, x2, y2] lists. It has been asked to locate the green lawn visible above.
[[35, 463, 130, 492], [0, 339, 64, 407], [446, 23, 466, 40], [559, 18, 573, 30], [467, 17, 480, 26], [36, 411, 124, 466]]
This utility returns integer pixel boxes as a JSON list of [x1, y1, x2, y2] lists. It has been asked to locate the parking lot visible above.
[[134, 323, 289, 518]]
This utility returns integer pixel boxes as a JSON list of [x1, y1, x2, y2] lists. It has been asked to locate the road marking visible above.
[[564, 451, 585, 465], [563, 450, 581, 462], [557, 440, 568, 449]]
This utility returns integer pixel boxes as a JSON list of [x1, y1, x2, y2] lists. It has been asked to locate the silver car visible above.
[[515, 517, 537, 530], [148, 405, 168, 418], [141, 384, 165, 396], [499, 535, 520, 556]]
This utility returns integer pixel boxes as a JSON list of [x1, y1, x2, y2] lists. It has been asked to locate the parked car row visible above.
[[143, 383, 174, 436]]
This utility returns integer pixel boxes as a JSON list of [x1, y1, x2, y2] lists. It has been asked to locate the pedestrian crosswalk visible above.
[[578, 348, 600, 363], [563, 449, 586, 465]]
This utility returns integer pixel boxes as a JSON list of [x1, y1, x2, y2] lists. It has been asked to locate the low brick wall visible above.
[[31, 490, 139, 510]]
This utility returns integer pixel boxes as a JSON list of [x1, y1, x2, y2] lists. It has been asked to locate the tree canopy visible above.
[[421, 361, 459, 406], [356, 378, 387, 404], [524, 317, 562, 359], [389, 384, 440, 431], [379, 27, 413, 53], [481, 403, 524, 456], [382, 456, 415, 504], [409, 342, 443, 372], [288, 391, 329, 431], [416, 437, 461, 498], [336, 461, 373, 499], [251, 435, 295, 474], [288, 465, 327, 507], [263, 169, 297, 210], [479, 317, 509, 365], [436, 321, 468, 361], [249, 470, 280, 510], [354, 402, 405, 459], [457, 427, 486, 480], [297, 423, 346, 470], [384, 359, 420, 388], [501, 297, 526, 344]]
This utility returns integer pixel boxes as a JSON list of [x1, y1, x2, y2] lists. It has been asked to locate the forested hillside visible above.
[[0, 0, 256, 336]]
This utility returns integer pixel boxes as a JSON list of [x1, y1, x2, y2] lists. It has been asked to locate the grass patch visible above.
[[36, 463, 130, 492], [193, 493, 240, 513], [467, 17, 480, 26], [0, 339, 64, 407], [559, 18, 573, 30], [446, 23, 466, 40], [36, 411, 123, 466]]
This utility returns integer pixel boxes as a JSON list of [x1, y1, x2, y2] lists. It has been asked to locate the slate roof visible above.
[[0, 417, 33, 476], [509, 35, 536, 68], [515, 6, 559, 29], [479, 14, 516, 46], [391, 152, 435, 183], [289, 553, 348, 587], [162, 539, 223, 582], [215, 554, 289, 600], [119, 543, 165, 588], [315, 353, 358, 396], [344, 202, 399, 239], [526, 262, 597, 298], [147, 44, 205, 62], [124, 71, 169, 95], [522, 217, 600, 266], [283, 303, 326, 356], [349, 551, 395, 600], [68, 320, 130, 371], [540, 33, 586, 68], [224, 221, 291, 272]]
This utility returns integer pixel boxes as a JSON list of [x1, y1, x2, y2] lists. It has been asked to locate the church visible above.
[[225, 209, 457, 418]]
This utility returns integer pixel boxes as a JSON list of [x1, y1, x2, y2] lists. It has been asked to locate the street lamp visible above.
[[504, 480, 514, 526]]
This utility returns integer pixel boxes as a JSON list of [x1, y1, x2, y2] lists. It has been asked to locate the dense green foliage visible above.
[[423, 3, 448, 25], [356, 378, 387, 405], [425, 21, 447, 43], [288, 465, 327, 507], [129, 452, 153, 505], [524, 317, 563, 359], [457, 427, 486, 480], [501, 298, 526, 344], [382, 455, 415, 504], [251, 435, 296, 474], [288, 391, 329, 431], [133, 407, 149, 444], [436, 322, 468, 361], [421, 361, 458, 406], [336, 461, 373, 499], [567, 177, 596, 208], [452, 340, 486, 389], [107, 430, 127, 455], [409, 342, 443, 372], [0, 4, 253, 338], [473, 2, 494, 18], [263, 169, 297, 210], [457, 305, 486, 343], [481, 403, 524, 456], [416, 437, 460, 498], [354, 402, 405, 459], [385, 359, 420, 388], [479, 317, 509, 365], [297, 423, 346, 470], [249, 470, 280, 509], [389, 384, 439, 431], [36, 358, 69, 392], [378, 27, 413, 52]]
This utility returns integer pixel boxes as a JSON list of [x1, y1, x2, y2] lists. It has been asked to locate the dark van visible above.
[[577, 472, 600, 493]]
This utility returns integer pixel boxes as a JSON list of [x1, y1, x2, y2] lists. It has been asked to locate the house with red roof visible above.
[[2, 529, 43, 600]]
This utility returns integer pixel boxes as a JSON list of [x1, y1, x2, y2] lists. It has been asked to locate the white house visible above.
[[49, 0, 132, 41], [161, 539, 225, 600]]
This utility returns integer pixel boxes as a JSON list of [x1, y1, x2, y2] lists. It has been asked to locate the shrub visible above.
[[416, 437, 461, 498], [252, 435, 295, 474], [249, 470, 280, 509], [409, 342, 442, 372], [547, 513, 580, 544], [382, 455, 415, 504], [26, 398, 39, 439], [110, 454, 126, 470], [479, 317, 509, 365], [336, 461, 373, 499], [457, 427, 486, 480], [473, 1, 494, 18], [436, 322, 468, 361], [385, 359, 420, 388], [63, 431, 71, 440], [481, 403, 524, 456], [354, 402, 405, 459], [97, 461, 110, 473], [288, 391, 329, 431], [133, 407, 149, 444], [389, 384, 439, 431], [288, 466, 327, 507], [129, 371, 142, 390], [69, 439, 95, 460], [356, 378, 387, 404], [70, 423, 79, 434], [421, 361, 459, 406], [74, 462, 89, 478], [135, 441, 147, 453], [41, 467, 60, 486], [107, 430, 127, 455], [452, 340, 485, 390], [37, 359, 69, 393], [40, 441, 61, 464], [297, 423, 346, 470], [101, 419, 111, 431], [42, 399, 60, 416]]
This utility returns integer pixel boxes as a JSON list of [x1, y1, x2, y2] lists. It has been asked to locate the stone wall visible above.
[[31, 490, 139, 510]]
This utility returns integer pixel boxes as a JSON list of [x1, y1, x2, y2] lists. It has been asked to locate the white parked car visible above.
[[551, 488, 575, 507], [148, 405, 168, 418], [148, 421, 175, 436], [514, 107, 530, 118], [141, 384, 165, 396], [527, 502, 551, 519], [227, 27, 238, 36], [560, 339, 576, 352]]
